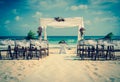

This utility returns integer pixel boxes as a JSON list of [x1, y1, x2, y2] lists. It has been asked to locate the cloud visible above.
[[27, 0, 68, 10], [21, 24, 30, 28], [70, 6, 78, 10], [15, 16, 20, 21], [92, 11, 104, 15], [32, 11, 42, 18], [39, 0, 68, 9], [70, 4, 88, 10], [91, 11, 114, 16], [90, 0, 119, 5], [27, 0, 38, 4], [89, 0, 120, 9], [85, 20, 91, 25], [5, 20, 10, 24], [12, 9, 18, 14], [79, 5, 88, 9], [94, 16, 119, 22]]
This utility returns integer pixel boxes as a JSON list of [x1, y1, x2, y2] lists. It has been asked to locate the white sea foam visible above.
[[67, 39, 75, 43], [0, 40, 48, 49], [0, 39, 120, 49], [85, 40, 97, 45], [78, 40, 120, 49], [0, 39, 14, 46]]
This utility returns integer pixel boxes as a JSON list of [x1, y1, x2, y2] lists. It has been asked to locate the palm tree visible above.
[[104, 32, 114, 40], [26, 30, 36, 40]]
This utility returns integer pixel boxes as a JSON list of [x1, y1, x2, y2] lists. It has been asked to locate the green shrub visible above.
[[104, 32, 114, 40], [26, 30, 36, 40]]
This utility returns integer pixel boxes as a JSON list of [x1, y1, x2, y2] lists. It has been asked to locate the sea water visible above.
[[0, 36, 120, 49]]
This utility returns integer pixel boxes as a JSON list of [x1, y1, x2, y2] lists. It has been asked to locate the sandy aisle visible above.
[[23, 54, 120, 82], [0, 48, 120, 82]]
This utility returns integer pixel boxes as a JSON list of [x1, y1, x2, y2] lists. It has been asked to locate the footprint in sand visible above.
[[85, 65, 89, 68], [8, 76, 19, 82], [93, 72, 101, 77], [18, 73, 22, 76], [0, 72, 19, 82], [17, 66, 25, 71], [91, 63, 96, 67], [94, 68, 98, 70]]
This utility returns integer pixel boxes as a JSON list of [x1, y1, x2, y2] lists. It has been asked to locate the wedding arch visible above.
[[39, 17, 85, 41]]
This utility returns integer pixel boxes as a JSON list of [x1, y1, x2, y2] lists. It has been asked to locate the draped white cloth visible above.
[[39, 17, 84, 40], [59, 44, 67, 54], [40, 17, 84, 27]]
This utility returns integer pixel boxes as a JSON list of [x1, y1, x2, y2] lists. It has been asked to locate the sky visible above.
[[0, 0, 120, 36]]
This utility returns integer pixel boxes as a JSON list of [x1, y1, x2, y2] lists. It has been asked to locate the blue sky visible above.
[[0, 0, 120, 36]]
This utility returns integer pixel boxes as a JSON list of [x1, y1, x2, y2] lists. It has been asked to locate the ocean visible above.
[[0, 36, 120, 44], [0, 36, 120, 49]]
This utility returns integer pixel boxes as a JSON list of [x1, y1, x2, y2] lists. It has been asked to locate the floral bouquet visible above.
[[79, 27, 85, 37]]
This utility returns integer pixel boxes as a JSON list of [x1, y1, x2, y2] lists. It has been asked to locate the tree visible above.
[[26, 30, 36, 40], [104, 32, 114, 40]]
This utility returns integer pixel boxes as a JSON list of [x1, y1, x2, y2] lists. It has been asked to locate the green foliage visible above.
[[26, 30, 36, 40], [104, 32, 114, 40]]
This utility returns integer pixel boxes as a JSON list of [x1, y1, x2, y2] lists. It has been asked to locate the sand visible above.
[[0, 48, 120, 82]]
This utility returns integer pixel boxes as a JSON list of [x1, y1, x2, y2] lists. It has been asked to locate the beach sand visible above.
[[0, 48, 120, 82]]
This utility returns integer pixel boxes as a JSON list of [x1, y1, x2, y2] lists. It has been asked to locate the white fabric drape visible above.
[[40, 17, 84, 41], [40, 17, 83, 27]]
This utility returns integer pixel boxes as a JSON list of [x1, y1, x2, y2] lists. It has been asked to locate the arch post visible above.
[[78, 17, 84, 41], [78, 26, 81, 41], [44, 26, 47, 40], [81, 17, 85, 40]]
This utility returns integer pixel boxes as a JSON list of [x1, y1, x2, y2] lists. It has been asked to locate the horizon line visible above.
[[0, 35, 120, 37]]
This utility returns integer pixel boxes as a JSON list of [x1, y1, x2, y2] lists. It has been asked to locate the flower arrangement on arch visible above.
[[37, 26, 42, 37], [79, 27, 85, 37], [54, 17, 65, 22]]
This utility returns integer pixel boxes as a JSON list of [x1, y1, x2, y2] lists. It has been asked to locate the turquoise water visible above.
[[0, 36, 120, 49], [0, 36, 120, 45], [47, 36, 77, 45], [47, 36, 120, 45]]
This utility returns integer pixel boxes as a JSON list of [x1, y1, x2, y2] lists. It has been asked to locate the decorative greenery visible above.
[[104, 32, 114, 40], [26, 30, 36, 40]]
